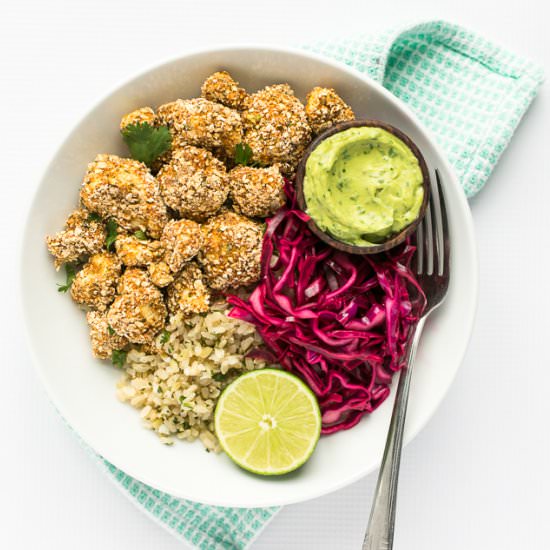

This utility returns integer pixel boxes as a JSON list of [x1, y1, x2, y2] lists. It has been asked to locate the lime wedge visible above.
[[214, 369, 322, 475]]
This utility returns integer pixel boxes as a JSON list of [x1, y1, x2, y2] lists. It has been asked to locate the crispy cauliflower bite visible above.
[[46, 209, 106, 268], [107, 269, 167, 344], [147, 261, 174, 288], [80, 154, 169, 239], [157, 146, 229, 221], [86, 310, 128, 359], [157, 98, 243, 158], [166, 262, 210, 315], [161, 219, 203, 272], [305, 87, 355, 134], [114, 234, 163, 267], [229, 165, 285, 218], [198, 210, 263, 290], [119, 107, 156, 130], [201, 71, 248, 110], [70, 252, 122, 311], [242, 84, 311, 175]]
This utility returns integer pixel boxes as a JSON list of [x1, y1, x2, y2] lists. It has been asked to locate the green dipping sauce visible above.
[[303, 126, 424, 247]]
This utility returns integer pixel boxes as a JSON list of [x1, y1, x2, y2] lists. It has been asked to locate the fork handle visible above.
[[362, 317, 426, 550]]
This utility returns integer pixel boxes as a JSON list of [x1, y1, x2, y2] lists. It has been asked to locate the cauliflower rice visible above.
[[116, 299, 272, 451]]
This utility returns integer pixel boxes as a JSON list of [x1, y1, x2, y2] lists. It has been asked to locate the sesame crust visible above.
[[305, 87, 355, 134], [86, 310, 129, 359], [201, 71, 248, 110], [120, 107, 156, 131], [166, 262, 211, 315], [161, 218, 203, 272]]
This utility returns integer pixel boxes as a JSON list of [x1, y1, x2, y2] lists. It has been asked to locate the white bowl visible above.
[[21, 46, 478, 508]]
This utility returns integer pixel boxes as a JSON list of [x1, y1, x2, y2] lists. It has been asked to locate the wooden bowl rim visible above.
[[295, 119, 431, 255]]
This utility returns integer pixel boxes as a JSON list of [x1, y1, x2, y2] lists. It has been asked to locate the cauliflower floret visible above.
[[86, 310, 128, 359], [197, 210, 263, 290], [157, 146, 229, 221], [114, 233, 163, 267], [161, 219, 203, 272], [242, 84, 311, 175], [229, 165, 285, 218], [166, 263, 210, 315], [201, 71, 248, 110], [46, 209, 106, 269], [120, 107, 156, 130], [70, 252, 122, 311], [148, 261, 174, 288], [80, 154, 169, 239], [107, 269, 167, 344], [305, 87, 355, 134], [157, 98, 243, 158]]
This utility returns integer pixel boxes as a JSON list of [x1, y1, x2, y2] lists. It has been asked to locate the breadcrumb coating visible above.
[[80, 154, 169, 239], [157, 146, 229, 221], [120, 107, 156, 130], [161, 219, 203, 272], [148, 261, 174, 288], [166, 262, 210, 315], [107, 269, 167, 344], [242, 84, 311, 175], [201, 71, 248, 110], [86, 310, 128, 359], [70, 252, 122, 311], [46, 209, 106, 269], [114, 233, 163, 267], [305, 87, 355, 134], [198, 210, 263, 290], [229, 165, 285, 218], [157, 98, 243, 158]]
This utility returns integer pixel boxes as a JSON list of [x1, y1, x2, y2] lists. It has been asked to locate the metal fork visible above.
[[362, 169, 451, 550]]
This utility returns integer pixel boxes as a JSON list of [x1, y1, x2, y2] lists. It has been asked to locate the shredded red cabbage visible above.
[[227, 185, 426, 434]]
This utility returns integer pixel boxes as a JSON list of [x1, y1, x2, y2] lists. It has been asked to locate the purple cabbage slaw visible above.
[[227, 186, 426, 434]]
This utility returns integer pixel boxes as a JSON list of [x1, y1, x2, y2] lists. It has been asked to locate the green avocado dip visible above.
[[303, 126, 424, 247]]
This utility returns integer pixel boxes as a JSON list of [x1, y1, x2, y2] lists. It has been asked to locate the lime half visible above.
[[214, 369, 322, 475]]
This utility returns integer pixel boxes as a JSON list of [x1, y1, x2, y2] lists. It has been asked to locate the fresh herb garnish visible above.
[[213, 373, 227, 382], [57, 263, 76, 293], [111, 349, 127, 368], [179, 396, 191, 408], [107, 325, 115, 336], [160, 329, 171, 344], [134, 230, 147, 241], [105, 219, 118, 251], [234, 142, 255, 166], [121, 122, 172, 167], [87, 212, 102, 223]]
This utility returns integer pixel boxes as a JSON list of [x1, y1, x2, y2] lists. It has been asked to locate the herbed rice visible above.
[[116, 298, 272, 451]]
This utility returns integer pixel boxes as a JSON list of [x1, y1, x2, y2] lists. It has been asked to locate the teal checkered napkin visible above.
[[93, 20, 542, 550]]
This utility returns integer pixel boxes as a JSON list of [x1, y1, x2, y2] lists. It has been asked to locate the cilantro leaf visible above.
[[160, 329, 171, 344], [107, 325, 115, 336], [57, 263, 76, 293], [213, 373, 227, 382], [87, 212, 102, 223], [105, 219, 118, 251], [111, 349, 127, 368], [121, 122, 172, 167], [134, 230, 148, 241], [234, 143, 254, 166]]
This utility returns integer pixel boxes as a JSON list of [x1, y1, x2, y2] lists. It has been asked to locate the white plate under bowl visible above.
[[21, 46, 478, 508]]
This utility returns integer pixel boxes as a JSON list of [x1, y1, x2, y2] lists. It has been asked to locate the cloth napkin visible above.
[[88, 19, 543, 550]]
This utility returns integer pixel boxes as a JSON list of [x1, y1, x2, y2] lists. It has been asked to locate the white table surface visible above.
[[1, 1, 548, 548]]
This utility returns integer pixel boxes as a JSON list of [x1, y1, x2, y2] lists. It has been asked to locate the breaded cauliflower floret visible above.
[[120, 107, 156, 130], [198, 210, 263, 290], [229, 165, 285, 218], [242, 84, 311, 175], [166, 262, 210, 315], [70, 252, 122, 311], [201, 71, 248, 110], [161, 219, 203, 273], [114, 234, 163, 267], [157, 146, 229, 221], [107, 269, 167, 344], [148, 261, 174, 288], [80, 154, 169, 239], [157, 98, 243, 158], [46, 209, 106, 269], [305, 87, 355, 134], [86, 310, 129, 360]]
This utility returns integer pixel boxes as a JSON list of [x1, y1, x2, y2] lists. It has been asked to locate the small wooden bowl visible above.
[[295, 119, 430, 255]]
